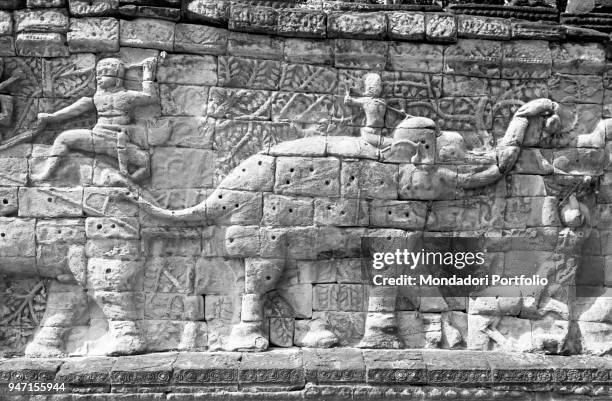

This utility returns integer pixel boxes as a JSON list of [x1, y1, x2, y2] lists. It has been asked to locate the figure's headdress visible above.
[[96, 58, 126, 78], [363, 73, 382, 96]]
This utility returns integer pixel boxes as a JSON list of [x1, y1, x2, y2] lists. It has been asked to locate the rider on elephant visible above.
[[0, 59, 24, 132]]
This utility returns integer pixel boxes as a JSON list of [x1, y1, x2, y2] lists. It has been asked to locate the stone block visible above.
[[467, 315, 533, 352], [85, 217, 139, 240], [141, 227, 201, 256], [14, 9, 68, 33], [184, 0, 229, 23], [195, 257, 242, 295], [389, 42, 443, 73], [271, 92, 334, 124], [262, 194, 313, 227], [277, 9, 326, 38], [572, 287, 612, 323], [144, 320, 207, 352], [156, 54, 217, 85], [148, 116, 215, 149], [549, 74, 604, 104], [229, 3, 277, 35], [424, 349, 491, 385], [18, 187, 83, 218], [274, 157, 340, 197], [303, 348, 365, 384], [502, 40, 552, 79], [16, 32, 69, 57], [576, 321, 612, 355], [504, 196, 561, 228], [40, 54, 96, 98], [68, 0, 118, 17], [364, 349, 427, 385], [119, 18, 175, 51], [335, 39, 388, 70], [341, 160, 398, 200], [387, 11, 424, 40], [145, 256, 195, 294], [328, 12, 386, 40], [174, 24, 228, 55], [151, 147, 214, 189], [217, 56, 280, 90], [145, 293, 204, 320], [55, 357, 114, 392], [551, 42, 606, 75], [0, 36, 15, 56], [85, 239, 140, 260], [457, 14, 510, 40], [268, 317, 294, 347], [0, 187, 18, 216], [208, 87, 270, 120], [398, 165, 457, 201], [206, 189, 262, 226], [224, 225, 260, 257], [159, 84, 209, 116], [425, 13, 457, 42], [370, 200, 427, 230], [428, 197, 505, 230], [314, 197, 369, 227], [310, 311, 365, 347], [35, 219, 85, 245], [87, 258, 144, 292], [0, 218, 35, 258], [217, 154, 275, 193], [553, 148, 605, 176], [279, 63, 337, 94], [283, 38, 333, 65], [506, 174, 548, 196], [239, 349, 304, 388], [511, 21, 563, 40], [228, 31, 283, 60], [67, 17, 118, 53], [173, 352, 240, 386], [110, 352, 175, 390], [297, 260, 337, 285], [0, 11, 12, 36], [0, 158, 27, 186], [83, 187, 139, 217]]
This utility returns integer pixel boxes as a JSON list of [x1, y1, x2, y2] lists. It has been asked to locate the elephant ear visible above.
[[67, 245, 87, 287]]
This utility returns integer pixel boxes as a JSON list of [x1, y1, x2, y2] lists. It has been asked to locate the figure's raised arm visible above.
[[126, 55, 162, 105]]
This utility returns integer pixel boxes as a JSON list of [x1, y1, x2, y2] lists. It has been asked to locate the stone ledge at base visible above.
[[0, 349, 611, 400]]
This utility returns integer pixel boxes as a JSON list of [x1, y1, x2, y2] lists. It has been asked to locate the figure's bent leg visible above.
[[33, 129, 94, 181], [358, 286, 403, 349], [127, 144, 150, 182], [225, 259, 284, 352]]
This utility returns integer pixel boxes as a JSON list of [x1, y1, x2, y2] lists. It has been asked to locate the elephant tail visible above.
[[130, 193, 207, 222]]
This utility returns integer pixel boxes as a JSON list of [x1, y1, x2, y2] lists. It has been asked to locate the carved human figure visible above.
[[32, 56, 160, 182], [344, 73, 390, 148], [0, 60, 24, 132]]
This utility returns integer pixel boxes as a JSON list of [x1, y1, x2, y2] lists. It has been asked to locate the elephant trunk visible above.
[[136, 195, 207, 222]]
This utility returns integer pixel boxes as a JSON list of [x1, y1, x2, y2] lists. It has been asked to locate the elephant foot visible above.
[[357, 312, 404, 349], [89, 321, 146, 356], [224, 322, 269, 352], [24, 327, 67, 357], [300, 320, 338, 348]]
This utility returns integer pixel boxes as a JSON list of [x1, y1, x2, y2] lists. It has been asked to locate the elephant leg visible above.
[[25, 280, 89, 357], [86, 256, 146, 356], [358, 285, 403, 349], [225, 258, 284, 352]]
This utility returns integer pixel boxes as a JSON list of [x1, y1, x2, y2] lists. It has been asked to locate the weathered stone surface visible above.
[[341, 160, 398, 200], [228, 32, 283, 60], [160, 84, 209, 117], [335, 39, 388, 70], [328, 12, 387, 40], [174, 24, 228, 55], [208, 87, 270, 120], [14, 9, 69, 33], [283, 38, 333, 65], [16, 32, 70, 57], [18, 187, 83, 218], [502, 40, 552, 79], [389, 42, 444, 73], [218, 56, 280, 90], [457, 14, 511, 40], [274, 157, 340, 197], [425, 13, 457, 42], [145, 294, 204, 320], [151, 147, 214, 189], [157, 54, 217, 86], [277, 9, 326, 38], [549, 73, 604, 104], [280, 63, 337, 94], [387, 11, 424, 40], [118, 5, 180, 21], [184, 0, 229, 24], [69, 0, 118, 17], [228, 3, 277, 35], [551, 42, 606, 75], [263, 194, 313, 227], [119, 18, 175, 51], [67, 17, 119, 53]]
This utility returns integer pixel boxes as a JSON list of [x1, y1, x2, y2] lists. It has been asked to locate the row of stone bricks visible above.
[[0, 10, 608, 72], [1, 348, 611, 392]]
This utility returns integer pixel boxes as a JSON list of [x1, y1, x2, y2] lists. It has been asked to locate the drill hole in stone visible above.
[[265, 276, 271, 280], [350, 176, 355, 181], [325, 180, 330, 185], [271, 235, 276, 240], [222, 206, 226, 210], [242, 168, 246, 172], [218, 194, 223, 199], [387, 211, 392, 215], [425, 145, 430, 149], [2, 199, 7, 204], [96, 224, 103, 230], [309, 167, 314, 172], [258, 161, 262, 166], [106, 268, 111, 273], [47, 197, 53, 203], [272, 206, 276, 210], [404, 212, 409, 217], [0, 233, 5, 238], [285, 180, 290, 185], [340, 211, 345, 215], [111, 224, 116, 229], [229, 238, 234, 243], [327, 205, 332, 210], [235, 204, 239, 208], [289, 208, 293, 213], [290, 168, 294, 173]]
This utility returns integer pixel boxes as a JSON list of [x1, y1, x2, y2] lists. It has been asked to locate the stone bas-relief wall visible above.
[[0, 0, 611, 368]]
